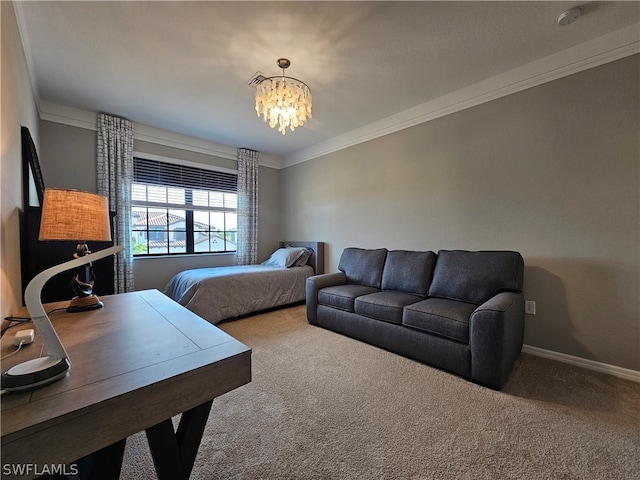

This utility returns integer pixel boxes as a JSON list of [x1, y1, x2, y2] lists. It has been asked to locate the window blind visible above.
[[133, 157, 237, 193]]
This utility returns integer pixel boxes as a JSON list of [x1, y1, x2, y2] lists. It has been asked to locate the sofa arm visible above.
[[469, 292, 524, 389], [306, 272, 347, 324]]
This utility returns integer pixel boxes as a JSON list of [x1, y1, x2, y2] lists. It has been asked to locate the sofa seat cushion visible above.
[[318, 285, 380, 312], [402, 298, 478, 343], [354, 291, 423, 325]]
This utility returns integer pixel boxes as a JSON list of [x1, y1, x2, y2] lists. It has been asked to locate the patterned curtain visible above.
[[236, 148, 259, 265], [96, 113, 135, 293]]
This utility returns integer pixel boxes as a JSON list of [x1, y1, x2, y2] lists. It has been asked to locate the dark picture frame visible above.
[[21, 126, 45, 207]]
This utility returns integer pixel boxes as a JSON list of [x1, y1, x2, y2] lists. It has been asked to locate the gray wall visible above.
[[38, 121, 282, 291], [280, 55, 639, 371], [6, 8, 637, 372], [1, 2, 41, 319]]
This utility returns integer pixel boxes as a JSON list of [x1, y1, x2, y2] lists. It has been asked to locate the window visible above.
[[132, 156, 238, 256]]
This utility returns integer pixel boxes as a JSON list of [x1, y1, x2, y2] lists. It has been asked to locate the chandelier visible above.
[[255, 58, 312, 135]]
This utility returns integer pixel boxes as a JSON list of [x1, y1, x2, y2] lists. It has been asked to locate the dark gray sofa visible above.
[[306, 248, 525, 389]]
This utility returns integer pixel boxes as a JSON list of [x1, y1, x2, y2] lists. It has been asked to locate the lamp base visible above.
[[67, 294, 104, 313], [1, 357, 70, 393]]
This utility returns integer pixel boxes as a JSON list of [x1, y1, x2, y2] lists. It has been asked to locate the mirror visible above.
[[21, 126, 45, 207]]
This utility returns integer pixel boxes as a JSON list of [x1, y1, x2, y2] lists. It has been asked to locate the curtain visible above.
[[236, 148, 259, 265], [96, 113, 135, 293]]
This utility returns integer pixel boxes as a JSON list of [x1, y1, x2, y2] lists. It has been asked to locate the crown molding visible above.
[[134, 124, 237, 161], [282, 24, 640, 168], [38, 100, 282, 169], [13, 0, 41, 119], [38, 101, 234, 160], [39, 100, 96, 131]]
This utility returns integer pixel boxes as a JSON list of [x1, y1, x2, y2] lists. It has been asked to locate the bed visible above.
[[163, 241, 324, 324]]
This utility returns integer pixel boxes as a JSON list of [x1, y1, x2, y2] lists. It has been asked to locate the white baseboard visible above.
[[522, 345, 640, 383]]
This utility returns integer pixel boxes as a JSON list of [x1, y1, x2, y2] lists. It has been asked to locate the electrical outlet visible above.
[[525, 300, 536, 315]]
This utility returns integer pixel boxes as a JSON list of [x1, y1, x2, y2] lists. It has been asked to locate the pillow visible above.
[[381, 250, 436, 296], [428, 250, 524, 304], [262, 247, 309, 268], [293, 247, 313, 267], [338, 247, 388, 288]]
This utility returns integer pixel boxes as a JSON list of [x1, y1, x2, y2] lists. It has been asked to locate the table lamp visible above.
[[1, 189, 123, 393], [39, 188, 116, 312]]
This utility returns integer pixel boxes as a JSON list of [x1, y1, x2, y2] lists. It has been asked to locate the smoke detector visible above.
[[557, 7, 582, 26]]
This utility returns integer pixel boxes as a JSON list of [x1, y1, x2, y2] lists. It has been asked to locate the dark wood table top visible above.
[[1, 289, 251, 468]]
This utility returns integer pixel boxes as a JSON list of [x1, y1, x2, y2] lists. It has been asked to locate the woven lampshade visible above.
[[39, 189, 112, 242]]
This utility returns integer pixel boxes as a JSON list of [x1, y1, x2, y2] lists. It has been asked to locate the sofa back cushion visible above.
[[428, 250, 524, 304], [338, 247, 388, 288], [381, 250, 436, 296]]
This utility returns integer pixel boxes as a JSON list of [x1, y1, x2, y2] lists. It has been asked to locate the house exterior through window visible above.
[[132, 156, 238, 256]]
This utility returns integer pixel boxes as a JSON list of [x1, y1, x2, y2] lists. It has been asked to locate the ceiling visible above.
[[15, 1, 640, 165]]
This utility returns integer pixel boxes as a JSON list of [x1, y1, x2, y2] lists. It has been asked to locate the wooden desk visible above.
[[1, 289, 251, 479]]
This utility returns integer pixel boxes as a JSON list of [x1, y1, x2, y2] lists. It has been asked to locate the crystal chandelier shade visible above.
[[255, 59, 312, 135]]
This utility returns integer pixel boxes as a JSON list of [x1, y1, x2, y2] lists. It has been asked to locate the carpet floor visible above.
[[120, 305, 639, 479]]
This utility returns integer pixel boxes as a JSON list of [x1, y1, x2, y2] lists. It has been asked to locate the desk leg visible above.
[[145, 399, 214, 480], [72, 438, 127, 480]]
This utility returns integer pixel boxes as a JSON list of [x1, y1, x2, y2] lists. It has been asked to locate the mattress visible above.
[[163, 264, 314, 324]]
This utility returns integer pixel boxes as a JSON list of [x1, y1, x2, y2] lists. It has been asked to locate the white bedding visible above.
[[163, 264, 314, 324]]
